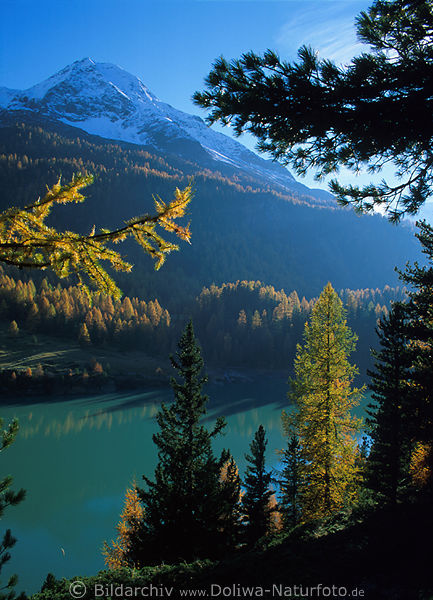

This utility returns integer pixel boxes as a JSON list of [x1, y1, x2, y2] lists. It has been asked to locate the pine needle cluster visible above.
[[194, 0, 433, 221]]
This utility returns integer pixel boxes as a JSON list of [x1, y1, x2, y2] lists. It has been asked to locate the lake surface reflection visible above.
[[1, 377, 290, 593]]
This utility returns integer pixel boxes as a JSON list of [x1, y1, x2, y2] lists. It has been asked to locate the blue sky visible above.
[[0, 0, 369, 110], [0, 1, 369, 180], [2, 0, 431, 219]]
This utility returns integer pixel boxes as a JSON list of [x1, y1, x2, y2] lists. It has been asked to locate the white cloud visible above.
[[275, 2, 370, 65]]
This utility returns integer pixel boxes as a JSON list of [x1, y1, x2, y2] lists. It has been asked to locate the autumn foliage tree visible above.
[[287, 283, 363, 522], [0, 174, 192, 298], [7, 321, 18, 338], [102, 485, 144, 570], [409, 442, 432, 490]]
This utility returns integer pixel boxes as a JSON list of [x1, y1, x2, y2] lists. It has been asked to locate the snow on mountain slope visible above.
[[0, 58, 334, 203], [0, 86, 18, 107]]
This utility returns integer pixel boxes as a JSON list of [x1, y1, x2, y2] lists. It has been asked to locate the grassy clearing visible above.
[[0, 325, 171, 381]]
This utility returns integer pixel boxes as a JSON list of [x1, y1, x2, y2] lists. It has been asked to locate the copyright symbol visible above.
[[69, 580, 86, 599]]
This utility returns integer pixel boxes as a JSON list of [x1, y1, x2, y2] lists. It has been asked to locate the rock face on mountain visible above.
[[0, 57, 335, 204]]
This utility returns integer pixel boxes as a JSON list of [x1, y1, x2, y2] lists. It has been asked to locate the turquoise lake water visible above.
[[0, 378, 369, 594], [1, 378, 289, 593]]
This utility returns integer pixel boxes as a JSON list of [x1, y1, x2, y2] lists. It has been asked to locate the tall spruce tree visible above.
[[398, 221, 433, 491], [134, 321, 236, 565], [279, 434, 304, 530], [242, 425, 274, 547], [366, 303, 413, 505], [288, 283, 363, 521]]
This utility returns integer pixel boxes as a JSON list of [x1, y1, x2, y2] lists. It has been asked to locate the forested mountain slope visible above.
[[0, 118, 420, 307]]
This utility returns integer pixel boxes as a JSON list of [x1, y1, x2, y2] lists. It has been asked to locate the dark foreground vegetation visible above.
[[32, 500, 433, 600], [27, 260, 433, 599], [25, 218, 433, 599]]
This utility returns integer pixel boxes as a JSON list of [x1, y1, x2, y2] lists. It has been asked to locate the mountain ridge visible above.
[[0, 57, 337, 204], [0, 117, 420, 306], [0, 59, 422, 304]]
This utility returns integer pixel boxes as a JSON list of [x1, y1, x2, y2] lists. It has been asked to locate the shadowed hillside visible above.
[[0, 118, 420, 308]]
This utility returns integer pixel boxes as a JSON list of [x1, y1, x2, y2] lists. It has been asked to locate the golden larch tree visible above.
[[287, 282, 363, 522], [103, 485, 144, 570]]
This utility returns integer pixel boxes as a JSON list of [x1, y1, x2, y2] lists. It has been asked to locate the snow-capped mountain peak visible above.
[[17, 58, 155, 104], [0, 58, 336, 200]]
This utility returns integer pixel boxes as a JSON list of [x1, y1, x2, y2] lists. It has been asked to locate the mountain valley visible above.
[[0, 59, 421, 306]]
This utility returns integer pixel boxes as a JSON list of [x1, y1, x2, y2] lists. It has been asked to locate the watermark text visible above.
[[68, 580, 365, 598]]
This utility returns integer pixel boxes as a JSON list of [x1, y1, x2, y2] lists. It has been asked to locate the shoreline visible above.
[[0, 365, 290, 405]]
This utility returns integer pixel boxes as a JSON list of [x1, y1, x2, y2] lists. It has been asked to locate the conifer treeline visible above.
[[193, 280, 405, 370], [0, 120, 338, 306], [0, 119, 416, 305], [0, 267, 172, 354], [0, 122, 305, 211], [0, 267, 405, 371]]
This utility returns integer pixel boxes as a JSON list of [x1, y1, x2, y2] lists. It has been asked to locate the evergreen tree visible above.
[[219, 456, 243, 551], [366, 303, 413, 505], [279, 434, 304, 530], [398, 221, 433, 490], [194, 0, 433, 221], [134, 321, 234, 565], [288, 283, 363, 521], [242, 425, 274, 547], [0, 418, 26, 600]]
